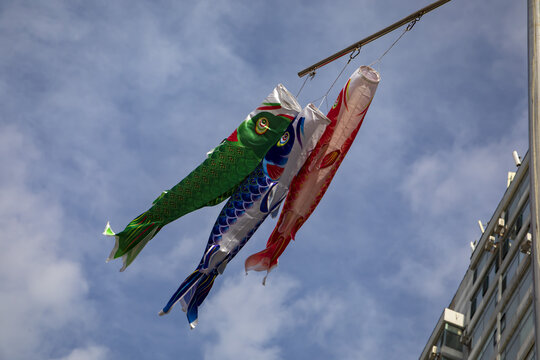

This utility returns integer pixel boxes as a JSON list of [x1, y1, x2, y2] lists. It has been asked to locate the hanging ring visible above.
[[348, 47, 361, 64], [406, 15, 422, 31]]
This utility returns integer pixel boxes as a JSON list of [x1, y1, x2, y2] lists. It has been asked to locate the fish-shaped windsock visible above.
[[104, 84, 301, 271], [245, 66, 380, 275], [158, 105, 330, 328]]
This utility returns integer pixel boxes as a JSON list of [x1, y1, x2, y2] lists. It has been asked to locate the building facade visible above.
[[419, 152, 535, 360]]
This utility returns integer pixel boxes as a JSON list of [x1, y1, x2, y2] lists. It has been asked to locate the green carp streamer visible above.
[[104, 85, 300, 271]]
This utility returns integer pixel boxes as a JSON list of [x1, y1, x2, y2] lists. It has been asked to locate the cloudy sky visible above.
[[0, 0, 529, 359]]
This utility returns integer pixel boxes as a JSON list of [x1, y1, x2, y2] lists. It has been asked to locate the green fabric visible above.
[[111, 111, 292, 268]]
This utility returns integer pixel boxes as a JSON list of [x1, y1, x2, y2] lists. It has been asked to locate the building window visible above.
[[471, 297, 477, 318], [477, 327, 496, 360], [501, 313, 506, 333], [475, 251, 489, 284], [503, 253, 519, 295], [502, 307, 534, 360], [513, 213, 523, 236], [506, 175, 530, 222], [443, 323, 463, 352], [482, 275, 489, 296], [502, 237, 510, 260], [522, 201, 531, 225]]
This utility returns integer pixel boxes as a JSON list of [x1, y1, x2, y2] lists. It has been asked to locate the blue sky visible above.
[[0, 1, 528, 359]]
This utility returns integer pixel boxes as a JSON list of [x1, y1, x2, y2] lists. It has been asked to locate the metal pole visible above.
[[528, 0, 540, 356], [297, 0, 453, 78]]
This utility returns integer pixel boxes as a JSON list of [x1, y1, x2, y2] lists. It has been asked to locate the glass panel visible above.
[[478, 327, 496, 360], [508, 199, 530, 243], [520, 309, 534, 348], [504, 253, 519, 291], [503, 264, 532, 323], [471, 316, 483, 350], [503, 307, 533, 360], [502, 236, 511, 260], [475, 251, 489, 285], [471, 283, 483, 320], [522, 200, 530, 223], [504, 182, 529, 263], [483, 295, 496, 324], [516, 213, 523, 234], [471, 293, 496, 350], [507, 175, 530, 221], [482, 275, 489, 296], [519, 269, 532, 302], [504, 293, 519, 330], [444, 323, 463, 351]]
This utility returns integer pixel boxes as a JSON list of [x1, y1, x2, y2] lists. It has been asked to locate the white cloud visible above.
[[0, 126, 108, 360], [199, 273, 298, 360], [390, 109, 528, 301], [383, 242, 470, 300], [400, 120, 527, 217], [196, 271, 414, 360], [401, 145, 503, 215], [291, 283, 396, 360], [53, 345, 109, 360]]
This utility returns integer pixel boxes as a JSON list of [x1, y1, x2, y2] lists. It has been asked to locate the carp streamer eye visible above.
[[277, 132, 289, 147], [255, 117, 269, 135]]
